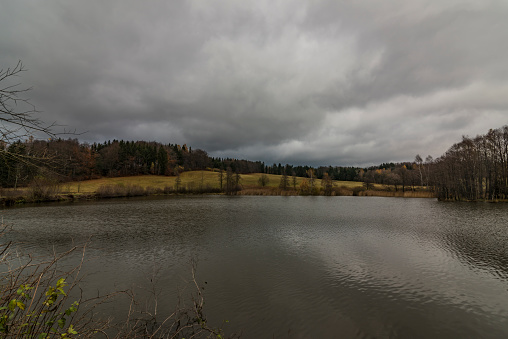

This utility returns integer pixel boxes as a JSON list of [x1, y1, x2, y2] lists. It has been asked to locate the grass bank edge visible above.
[[1, 171, 436, 204]]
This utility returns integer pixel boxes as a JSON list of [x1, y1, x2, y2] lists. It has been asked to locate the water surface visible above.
[[3, 196, 508, 338]]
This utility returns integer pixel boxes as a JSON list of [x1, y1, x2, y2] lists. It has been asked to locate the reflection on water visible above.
[[3, 196, 508, 338]]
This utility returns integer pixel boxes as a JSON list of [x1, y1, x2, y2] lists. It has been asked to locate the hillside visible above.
[[62, 171, 362, 193]]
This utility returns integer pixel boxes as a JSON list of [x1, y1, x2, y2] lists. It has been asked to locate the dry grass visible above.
[[62, 171, 230, 194], [2, 171, 434, 200], [358, 190, 435, 198], [240, 187, 300, 196], [60, 172, 368, 195], [241, 173, 365, 189], [61, 176, 175, 194]]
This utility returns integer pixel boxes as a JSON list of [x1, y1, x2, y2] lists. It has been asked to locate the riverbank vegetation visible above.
[[357, 126, 508, 202], [431, 126, 508, 201], [0, 171, 434, 205], [0, 226, 237, 338]]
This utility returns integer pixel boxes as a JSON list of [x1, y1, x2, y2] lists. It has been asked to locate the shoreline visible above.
[[0, 187, 437, 207], [0, 172, 438, 207], [6, 190, 505, 208]]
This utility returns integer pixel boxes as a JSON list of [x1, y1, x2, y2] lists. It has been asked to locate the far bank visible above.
[[0, 171, 436, 206]]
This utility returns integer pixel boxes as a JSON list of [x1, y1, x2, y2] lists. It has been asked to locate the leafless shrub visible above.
[[0, 224, 238, 338], [125, 184, 147, 197], [27, 175, 61, 201], [114, 260, 239, 339], [0, 188, 27, 198], [334, 186, 354, 196], [0, 227, 112, 337]]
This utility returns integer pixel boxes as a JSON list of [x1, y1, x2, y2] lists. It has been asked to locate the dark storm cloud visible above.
[[1, 0, 507, 166]]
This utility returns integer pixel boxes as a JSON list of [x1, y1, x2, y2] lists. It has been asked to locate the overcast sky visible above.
[[1, 0, 507, 166]]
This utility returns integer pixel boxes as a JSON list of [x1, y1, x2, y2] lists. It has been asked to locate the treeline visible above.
[[355, 161, 430, 192], [264, 163, 358, 181], [0, 139, 265, 188], [0, 138, 365, 189], [0, 136, 428, 191], [431, 126, 508, 201], [355, 125, 508, 201], [4, 126, 506, 200]]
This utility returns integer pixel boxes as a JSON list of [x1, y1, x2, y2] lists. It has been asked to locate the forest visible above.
[[0, 138, 359, 188], [431, 126, 508, 201], [1, 125, 507, 201], [355, 125, 508, 201]]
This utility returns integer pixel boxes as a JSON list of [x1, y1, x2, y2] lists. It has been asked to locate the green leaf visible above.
[[58, 317, 66, 329], [16, 301, 25, 310], [56, 278, 66, 288], [67, 324, 78, 335], [39, 333, 48, 339], [65, 303, 78, 316]]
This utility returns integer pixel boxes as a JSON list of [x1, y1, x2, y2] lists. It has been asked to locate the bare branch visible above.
[[0, 60, 75, 147]]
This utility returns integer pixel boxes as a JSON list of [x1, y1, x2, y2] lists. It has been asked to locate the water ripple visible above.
[[3, 196, 508, 338]]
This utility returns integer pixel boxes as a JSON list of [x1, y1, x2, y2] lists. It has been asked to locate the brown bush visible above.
[[95, 184, 148, 198], [28, 176, 61, 201]]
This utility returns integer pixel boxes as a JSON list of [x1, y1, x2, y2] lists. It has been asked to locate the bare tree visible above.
[[415, 154, 423, 186], [258, 173, 269, 187], [279, 170, 289, 190], [430, 125, 508, 201], [0, 61, 59, 145], [321, 173, 334, 196], [0, 61, 78, 188], [174, 166, 182, 192], [424, 155, 433, 189], [386, 172, 402, 191], [218, 168, 224, 191], [225, 167, 237, 195], [306, 168, 315, 191]]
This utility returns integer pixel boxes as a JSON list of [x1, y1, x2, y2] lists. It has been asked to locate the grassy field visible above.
[[1, 171, 435, 203], [60, 171, 368, 194]]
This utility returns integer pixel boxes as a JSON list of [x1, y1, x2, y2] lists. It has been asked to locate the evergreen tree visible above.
[[157, 146, 168, 175]]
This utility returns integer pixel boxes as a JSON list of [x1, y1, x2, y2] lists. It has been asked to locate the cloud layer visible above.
[[1, 0, 507, 166]]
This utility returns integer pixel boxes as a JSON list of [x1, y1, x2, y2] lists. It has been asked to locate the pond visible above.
[[3, 196, 508, 338]]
